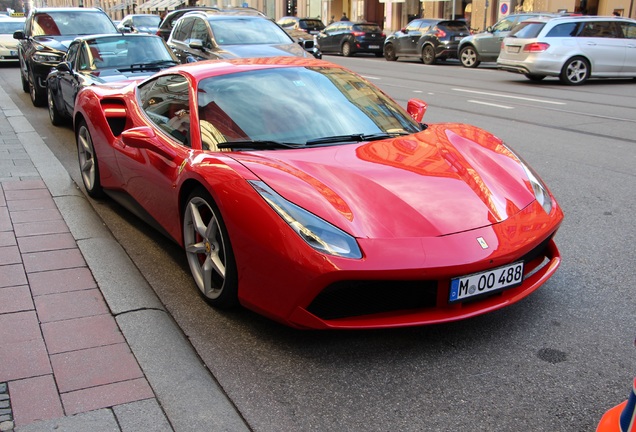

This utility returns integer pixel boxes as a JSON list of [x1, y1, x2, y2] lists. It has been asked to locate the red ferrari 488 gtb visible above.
[[73, 57, 564, 329]]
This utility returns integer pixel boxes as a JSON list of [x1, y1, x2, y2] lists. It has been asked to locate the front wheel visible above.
[[384, 43, 397, 61], [341, 41, 353, 57], [560, 57, 590, 85], [422, 45, 436, 65], [29, 71, 46, 107], [76, 119, 104, 198], [47, 87, 64, 126], [183, 188, 238, 309], [459, 46, 480, 68]]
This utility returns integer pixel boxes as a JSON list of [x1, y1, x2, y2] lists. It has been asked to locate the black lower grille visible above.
[[307, 280, 437, 321]]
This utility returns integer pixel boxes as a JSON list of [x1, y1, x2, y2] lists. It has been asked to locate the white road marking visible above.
[[453, 88, 567, 105], [468, 100, 514, 109]]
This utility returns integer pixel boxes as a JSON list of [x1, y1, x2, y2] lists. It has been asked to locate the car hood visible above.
[[231, 124, 538, 238], [32, 35, 76, 52], [87, 68, 159, 83], [217, 43, 309, 58], [0, 34, 18, 48]]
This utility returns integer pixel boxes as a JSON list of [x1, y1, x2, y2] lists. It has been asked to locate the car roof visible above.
[[74, 33, 162, 41], [524, 15, 636, 24], [31, 7, 106, 12], [182, 12, 270, 21]]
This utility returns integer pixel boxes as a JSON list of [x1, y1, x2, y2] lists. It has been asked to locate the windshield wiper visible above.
[[305, 132, 408, 146], [217, 140, 302, 150], [121, 60, 179, 71]]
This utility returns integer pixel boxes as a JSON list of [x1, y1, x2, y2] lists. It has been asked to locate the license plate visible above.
[[369, 45, 379, 49], [449, 262, 524, 302], [508, 46, 520, 53]]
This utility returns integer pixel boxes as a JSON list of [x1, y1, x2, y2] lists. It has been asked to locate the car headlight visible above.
[[249, 180, 362, 259], [33, 52, 63, 63], [521, 162, 552, 215]]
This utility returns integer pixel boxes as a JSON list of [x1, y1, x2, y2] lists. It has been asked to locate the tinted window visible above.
[[139, 74, 191, 146], [438, 21, 470, 32], [545, 22, 580, 37], [509, 22, 546, 38], [579, 21, 619, 38], [299, 19, 324, 30], [353, 24, 381, 33]]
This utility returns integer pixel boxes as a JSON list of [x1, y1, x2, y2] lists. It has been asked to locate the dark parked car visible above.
[[13, 7, 118, 106], [46, 33, 178, 126], [117, 13, 161, 34], [167, 12, 309, 63], [277, 16, 325, 35], [383, 18, 471, 64], [316, 21, 385, 57]]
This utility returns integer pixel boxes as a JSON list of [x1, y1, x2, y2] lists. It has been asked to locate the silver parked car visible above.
[[458, 13, 560, 68], [497, 15, 636, 85]]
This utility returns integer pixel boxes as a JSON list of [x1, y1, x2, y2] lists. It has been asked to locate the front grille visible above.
[[307, 280, 437, 321]]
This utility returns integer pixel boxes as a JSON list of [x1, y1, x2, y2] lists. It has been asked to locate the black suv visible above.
[[13, 7, 117, 106], [167, 12, 309, 63], [383, 19, 471, 64]]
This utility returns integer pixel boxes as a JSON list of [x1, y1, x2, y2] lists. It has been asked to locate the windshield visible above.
[[0, 20, 24, 33], [33, 11, 117, 36], [197, 66, 420, 149], [210, 18, 292, 45], [86, 36, 176, 68]]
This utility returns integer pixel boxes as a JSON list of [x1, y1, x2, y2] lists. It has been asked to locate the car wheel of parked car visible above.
[[342, 41, 353, 57], [47, 87, 64, 126], [384, 43, 397, 61], [525, 74, 546, 82], [560, 56, 590, 85], [76, 119, 104, 198], [20, 63, 29, 93], [28, 70, 46, 107], [422, 45, 436, 65], [459, 45, 480, 68], [183, 187, 238, 309]]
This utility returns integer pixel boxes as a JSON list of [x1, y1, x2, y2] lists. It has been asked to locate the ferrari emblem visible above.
[[477, 237, 488, 249]]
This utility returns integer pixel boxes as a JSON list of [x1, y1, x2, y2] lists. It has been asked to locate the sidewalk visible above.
[[0, 85, 249, 432]]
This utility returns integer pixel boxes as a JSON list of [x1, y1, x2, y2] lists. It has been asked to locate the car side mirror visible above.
[[401, 28, 408, 33], [56, 61, 72, 72], [122, 126, 176, 160], [189, 39, 204, 50], [406, 99, 428, 123], [13, 30, 25, 40], [486, 26, 494, 33]]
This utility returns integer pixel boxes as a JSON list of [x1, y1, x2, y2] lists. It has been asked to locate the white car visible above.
[[0, 16, 25, 63], [497, 15, 636, 85]]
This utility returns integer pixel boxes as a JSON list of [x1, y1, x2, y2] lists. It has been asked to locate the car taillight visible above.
[[433, 27, 447, 38], [352, 31, 365, 36], [523, 42, 550, 52]]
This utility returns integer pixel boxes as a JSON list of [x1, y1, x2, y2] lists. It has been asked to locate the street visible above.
[[1, 57, 634, 431]]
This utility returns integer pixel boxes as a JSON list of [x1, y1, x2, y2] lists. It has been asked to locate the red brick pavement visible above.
[[0, 180, 154, 427]]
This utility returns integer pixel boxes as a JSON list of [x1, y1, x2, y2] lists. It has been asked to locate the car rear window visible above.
[[438, 21, 470, 32], [353, 24, 382, 33], [509, 21, 546, 38], [300, 19, 324, 30]]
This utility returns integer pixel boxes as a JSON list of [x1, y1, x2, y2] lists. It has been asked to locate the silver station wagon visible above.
[[497, 15, 636, 85]]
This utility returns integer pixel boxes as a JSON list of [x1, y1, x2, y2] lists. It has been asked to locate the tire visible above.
[[525, 74, 546, 82], [20, 61, 29, 93], [342, 41, 353, 57], [28, 70, 46, 107], [384, 43, 397, 61], [47, 86, 64, 126], [76, 119, 104, 198], [422, 45, 436, 65], [459, 45, 480, 68], [183, 187, 238, 309], [560, 57, 590, 85]]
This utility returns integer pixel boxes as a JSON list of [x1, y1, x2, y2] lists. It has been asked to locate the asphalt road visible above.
[[1, 57, 634, 432]]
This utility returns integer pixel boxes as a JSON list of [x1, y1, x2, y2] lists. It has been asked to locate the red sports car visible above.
[[73, 57, 563, 329]]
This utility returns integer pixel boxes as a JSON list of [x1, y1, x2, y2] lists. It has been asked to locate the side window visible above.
[[619, 22, 636, 39], [139, 74, 191, 147], [190, 18, 210, 46], [493, 17, 515, 32], [579, 21, 619, 38], [173, 18, 194, 42], [65, 43, 80, 69], [546, 23, 579, 37], [78, 44, 92, 70], [406, 20, 421, 32]]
